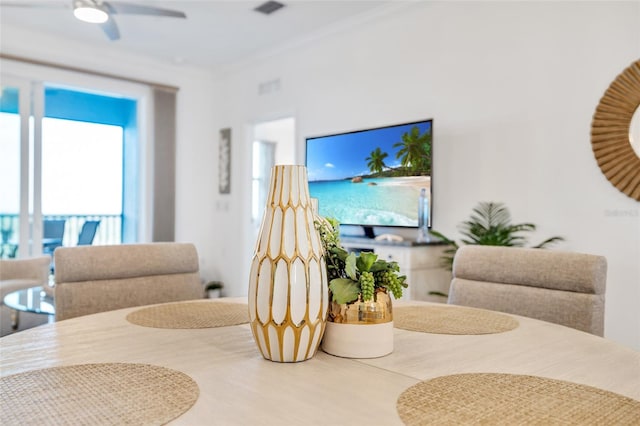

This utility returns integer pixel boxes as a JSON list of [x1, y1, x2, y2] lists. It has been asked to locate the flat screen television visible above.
[[305, 118, 433, 238]]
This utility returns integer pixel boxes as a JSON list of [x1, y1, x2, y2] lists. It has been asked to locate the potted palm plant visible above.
[[430, 201, 565, 271]]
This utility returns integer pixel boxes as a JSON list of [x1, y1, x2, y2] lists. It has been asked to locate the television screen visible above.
[[305, 119, 433, 236]]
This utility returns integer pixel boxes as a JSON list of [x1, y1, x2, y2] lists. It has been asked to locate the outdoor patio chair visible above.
[[77, 220, 100, 245], [43, 219, 66, 255]]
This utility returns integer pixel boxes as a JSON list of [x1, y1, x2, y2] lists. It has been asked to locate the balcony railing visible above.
[[0, 214, 122, 258]]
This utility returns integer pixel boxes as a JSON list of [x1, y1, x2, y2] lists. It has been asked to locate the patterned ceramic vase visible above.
[[248, 165, 329, 362]]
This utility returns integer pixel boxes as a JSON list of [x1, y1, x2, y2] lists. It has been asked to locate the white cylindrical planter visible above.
[[322, 322, 393, 358], [248, 165, 329, 362]]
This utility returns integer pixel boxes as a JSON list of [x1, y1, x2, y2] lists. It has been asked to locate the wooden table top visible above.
[[1, 298, 638, 425]]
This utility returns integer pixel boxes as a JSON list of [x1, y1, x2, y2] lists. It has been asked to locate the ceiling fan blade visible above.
[[0, 1, 68, 9], [103, 1, 186, 18], [99, 17, 120, 40]]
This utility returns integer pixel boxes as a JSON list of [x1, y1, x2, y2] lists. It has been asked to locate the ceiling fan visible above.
[[2, 0, 186, 41]]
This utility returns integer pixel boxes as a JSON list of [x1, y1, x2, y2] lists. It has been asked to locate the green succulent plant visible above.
[[430, 201, 565, 271], [315, 217, 407, 305]]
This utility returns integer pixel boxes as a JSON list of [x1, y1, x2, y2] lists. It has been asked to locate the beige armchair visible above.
[[54, 243, 204, 321], [448, 245, 607, 336], [0, 256, 51, 336]]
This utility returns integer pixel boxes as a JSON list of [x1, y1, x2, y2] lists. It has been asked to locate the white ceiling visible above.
[[0, 0, 395, 70]]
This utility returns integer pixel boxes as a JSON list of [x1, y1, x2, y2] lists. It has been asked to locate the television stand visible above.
[[362, 226, 376, 239]]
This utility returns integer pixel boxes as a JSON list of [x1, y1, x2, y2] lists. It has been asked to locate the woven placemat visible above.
[[0, 363, 199, 425], [126, 301, 249, 329], [397, 373, 640, 425], [394, 305, 518, 335]]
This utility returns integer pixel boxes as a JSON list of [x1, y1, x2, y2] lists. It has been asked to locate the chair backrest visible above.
[[44, 220, 66, 239], [54, 243, 204, 321], [1, 256, 51, 301], [0, 256, 51, 286], [447, 245, 607, 336], [77, 221, 100, 245]]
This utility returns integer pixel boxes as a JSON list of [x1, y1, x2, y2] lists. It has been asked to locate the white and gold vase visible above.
[[248, 165, 329, 362]]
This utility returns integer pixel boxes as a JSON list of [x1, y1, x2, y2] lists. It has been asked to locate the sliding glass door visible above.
[[0, 77, 42, 259], [40, 87, 137, 249], [1, 73, 143, 259], [0, 84, 21, 257]]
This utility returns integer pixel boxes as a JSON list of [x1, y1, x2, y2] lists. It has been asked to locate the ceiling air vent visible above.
[[254, 1, 285, 15]]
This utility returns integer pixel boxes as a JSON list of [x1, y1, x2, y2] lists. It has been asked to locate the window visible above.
[[42, 118, 123, 216]]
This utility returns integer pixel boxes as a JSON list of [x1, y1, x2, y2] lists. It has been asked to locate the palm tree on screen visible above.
[[393, 125, 432, 174], [366, 147, 389, 174]]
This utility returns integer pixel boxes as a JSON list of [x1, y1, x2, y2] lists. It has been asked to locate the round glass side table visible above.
[[3, 286, 55, 330]]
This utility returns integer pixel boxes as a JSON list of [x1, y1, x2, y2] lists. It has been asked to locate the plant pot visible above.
[[321, 289, 393, 358], [205, 281, 223, 299]]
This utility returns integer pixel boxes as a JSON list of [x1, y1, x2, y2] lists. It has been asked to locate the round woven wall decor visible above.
[[591, 59, 640, 201]]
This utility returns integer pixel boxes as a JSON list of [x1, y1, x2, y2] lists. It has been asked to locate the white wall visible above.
[[214, 1, 640, 350], [2, 1, 638, 350]]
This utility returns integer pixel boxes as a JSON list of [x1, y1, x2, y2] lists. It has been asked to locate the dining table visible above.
[[1, 298, 639, 425]]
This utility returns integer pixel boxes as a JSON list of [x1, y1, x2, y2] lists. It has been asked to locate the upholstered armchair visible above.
[[0, 256, 51, 336], [54, 243, 204, 321], [448, 245, 607, 336]]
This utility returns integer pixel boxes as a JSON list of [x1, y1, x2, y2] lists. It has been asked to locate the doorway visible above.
[[250, 116, 295, 243]]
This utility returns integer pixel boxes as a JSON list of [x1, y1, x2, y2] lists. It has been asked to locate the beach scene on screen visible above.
[[306, 121, 432, 227]]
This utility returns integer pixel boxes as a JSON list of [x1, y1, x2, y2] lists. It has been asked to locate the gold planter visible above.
[[322, 289, 394, 358]]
